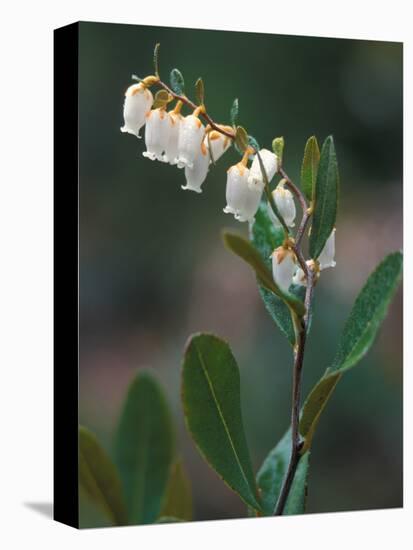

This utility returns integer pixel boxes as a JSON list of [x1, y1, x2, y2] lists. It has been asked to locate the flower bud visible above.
[[177, 115, 205, 169], [142, 108, 170, 161], [207, 128, 232, 163], [162, 111, 183, 165], [182, 142, 210, 193], [318, 229, 336, 270], [224, 164, 264, 223], [268, 181, 296, 228], [120, 83, 153, 138], [271, 247, 296, 293], [248, 149, 278, 187]]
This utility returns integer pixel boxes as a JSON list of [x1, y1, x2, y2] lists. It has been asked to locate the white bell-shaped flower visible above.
[[120, 83, 153, 138], [142, 108, 171, 161], [292, 265, 307, 287], [318, 229, 336, 269], [182, 142, 210, 193], [271, 247, 297, 293], [206, 128, 232, 163], [224, 164, 264, 223], [248, 149, 278, 187], [268, 182, 296, 228], [177, 115, 205, 169], [236, 179, 264, 222], [162, 111, 182, 165]]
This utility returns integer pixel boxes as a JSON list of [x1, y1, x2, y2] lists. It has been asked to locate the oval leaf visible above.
[[79, 426, 128, 526], [170, 68, 185, 95], [114, 371, 174, 525], [301, 136, 320, 203], [309, 135, 339, 259], [223, 231, 305, 318], [299, 251, 403, 450], [257, 429, 310, 516], [182, 333, 261, 511], [160, 460, 193, 521]]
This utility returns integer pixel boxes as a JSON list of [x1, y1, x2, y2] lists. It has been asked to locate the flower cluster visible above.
[[120, 79, 336, 294]]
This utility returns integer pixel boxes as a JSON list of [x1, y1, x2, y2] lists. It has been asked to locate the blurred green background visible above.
[[78, 22, 402, 526]]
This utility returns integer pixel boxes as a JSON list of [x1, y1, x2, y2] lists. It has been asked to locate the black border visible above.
[[53, 22, 79, 529]]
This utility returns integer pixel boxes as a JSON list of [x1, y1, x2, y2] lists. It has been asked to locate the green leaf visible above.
[[299, 251, 403, 450], [299, 372, 341, 452], [230, 98, 239, 127], [331, 251, 403, 373], [170, 68, 185, 95], [160, 460, 193, 521], [272, 137, 285, 165], [309, 135, 339, 259], [79, 426, 128, 526], [257, 430, 310, 516], [153, 43, 160, 77], [223, 231, 305, 318], [114, 371, 174, 525], [182, 333, 261, 511], [301, 136, 320, 203], [195, 77, 204, 105]]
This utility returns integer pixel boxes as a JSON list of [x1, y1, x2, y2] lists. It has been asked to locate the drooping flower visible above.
[[292, 259, 321, 287], [248, 149, 278, 187], [224, 163, 264, 223], [182, 141, 210, 193], [177, 115, 205, 169], [268, 181, 296, 228], [206, 127, 232, 163], [162, 110, 183, 165], [120, 83, 153, 138], [317, 229, 336, 269], [142, 108, 171, 161], [271, 246, 297, 293]]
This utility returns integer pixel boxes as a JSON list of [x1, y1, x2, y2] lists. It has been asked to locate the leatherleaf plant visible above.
[[78, 43, 403, 527]]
